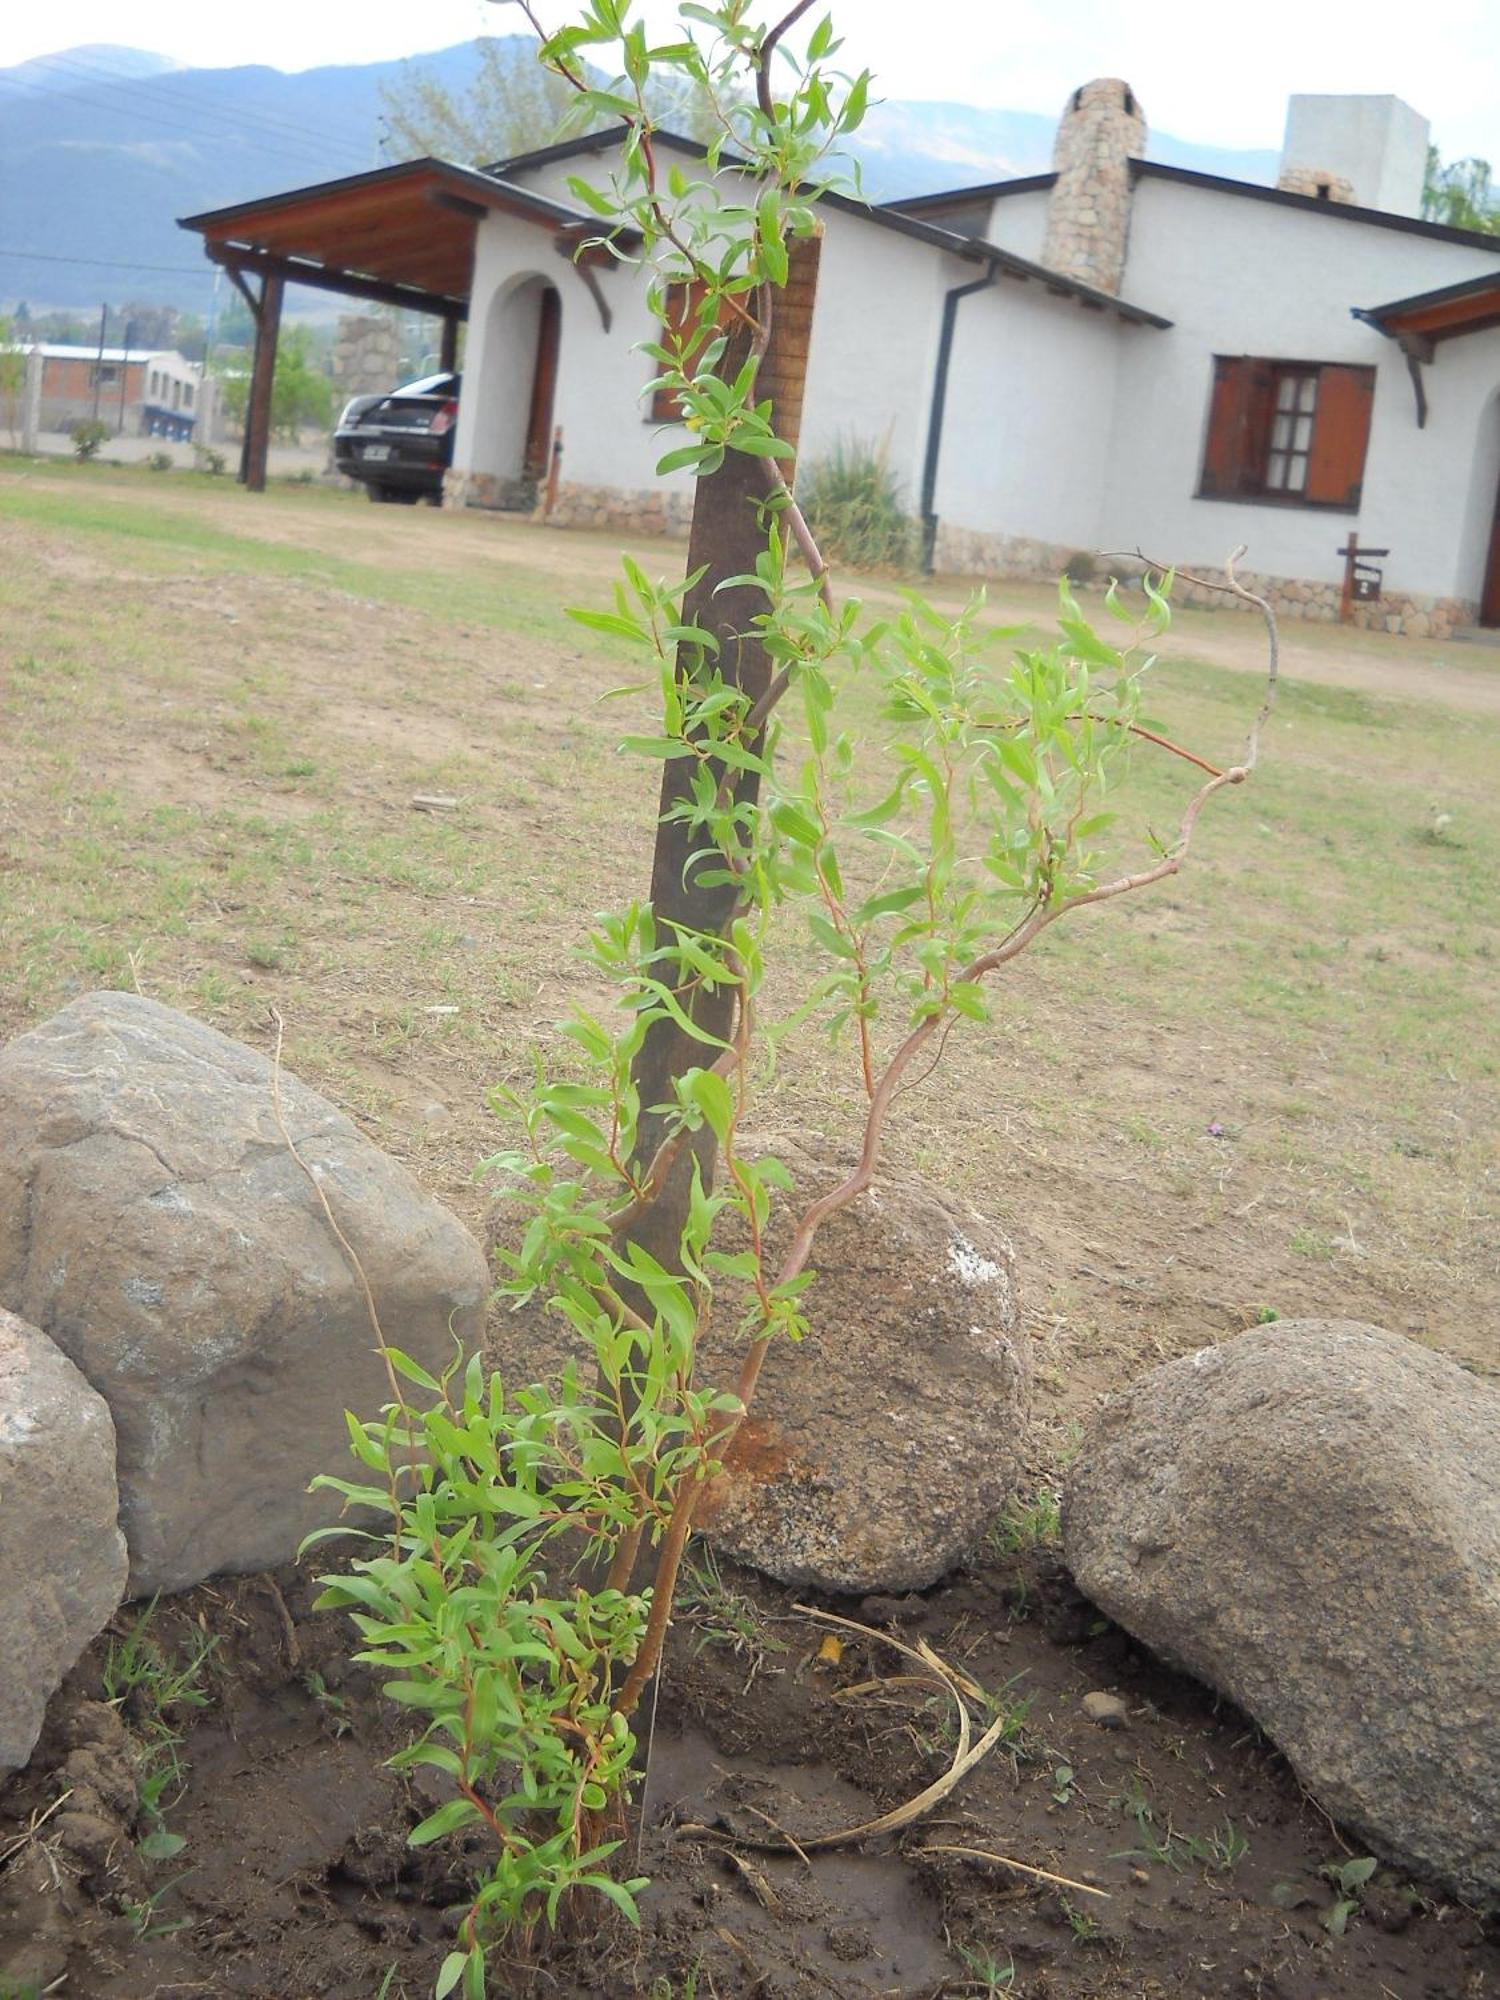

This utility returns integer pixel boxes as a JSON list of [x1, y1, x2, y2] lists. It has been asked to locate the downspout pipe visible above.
[[920, 263, 996, 574]]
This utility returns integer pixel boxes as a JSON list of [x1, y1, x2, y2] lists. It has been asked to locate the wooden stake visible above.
[[626, 233, 822, 1274]]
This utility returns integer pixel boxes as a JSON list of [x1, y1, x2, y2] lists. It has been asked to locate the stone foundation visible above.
[[442, 468, 536, 512], [934, 522, 1080, 582], [544, 480, 694, 537], [931, 521, 1472, 641]]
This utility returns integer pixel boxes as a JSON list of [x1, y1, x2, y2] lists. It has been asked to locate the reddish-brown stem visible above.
[[613, 1468, 706, 1718], [605, 1521, 645, 1597], [755, 0, 819, 122]]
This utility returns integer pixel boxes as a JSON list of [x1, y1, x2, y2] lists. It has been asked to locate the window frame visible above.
[[1197, 355, 1375, 514]]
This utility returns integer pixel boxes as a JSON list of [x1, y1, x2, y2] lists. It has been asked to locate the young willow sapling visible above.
[[304, 5, 1277, 1993]]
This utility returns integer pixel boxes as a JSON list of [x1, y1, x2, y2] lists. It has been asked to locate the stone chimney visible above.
[[1279, 95, 1430, 217], [1041, 79, 1147, 296], [1276, 164, 1356, 204]]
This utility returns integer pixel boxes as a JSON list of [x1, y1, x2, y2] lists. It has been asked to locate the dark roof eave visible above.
[[179, 155, 639, 245], [881, 172, 1058, 213], [492, 128, 1169, 328], [1131, 159, 1500, 254], [1356, 267, 1500, 329]]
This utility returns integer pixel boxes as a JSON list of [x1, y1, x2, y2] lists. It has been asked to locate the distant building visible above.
[[32, 345, 203, 440]]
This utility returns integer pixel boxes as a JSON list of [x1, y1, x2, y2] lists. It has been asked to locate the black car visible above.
[[333, 371, 460, 503]]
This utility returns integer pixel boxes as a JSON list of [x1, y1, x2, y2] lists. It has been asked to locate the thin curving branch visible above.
[[755, 0, 820, 123]]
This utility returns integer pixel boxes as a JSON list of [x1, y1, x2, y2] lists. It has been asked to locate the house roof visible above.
[[1354, 269, 1500, 343], [180, 157, 640, 314], [881, 173, 1058, 217], [30, 345, 182, 364], [491, 129, 1171, 328], [1129, 159, 1500, 254]]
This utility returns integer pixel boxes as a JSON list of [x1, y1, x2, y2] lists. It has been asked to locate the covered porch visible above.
[[1358, 272, 1500, 626], [179, 159, 621, 496]]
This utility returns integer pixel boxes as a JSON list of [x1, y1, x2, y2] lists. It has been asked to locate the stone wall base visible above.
[[543, 481, 694, 537], [444, 480, 1474, 642], [442, 468, 536, 513], [932, 520, 1474, 642]]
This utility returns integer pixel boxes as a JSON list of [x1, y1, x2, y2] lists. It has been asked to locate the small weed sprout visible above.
[[1321, 1853, 1379, 1935], [988, 1487, 1062, 1555], [102, 1599, 215, 1860], [1060, 1894, 1106, 1944], [954, 1940, 1017, 1994], [677, 1546, 786, 1676]]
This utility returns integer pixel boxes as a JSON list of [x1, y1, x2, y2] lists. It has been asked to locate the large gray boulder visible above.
[[491, 1134, 1030, 1593], [1064, 1320, 1500, 1906], [1, 1308, 128, 1776], [0, 994, 489, 1595]]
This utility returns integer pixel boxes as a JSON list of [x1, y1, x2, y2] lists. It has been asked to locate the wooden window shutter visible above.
[[651, 278, 715, 423], [1199, 357, 1275, 496], [1305, 364, 1375, 508]]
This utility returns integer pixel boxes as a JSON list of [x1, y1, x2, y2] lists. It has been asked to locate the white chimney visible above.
[[1279, 95, 1430, 218]]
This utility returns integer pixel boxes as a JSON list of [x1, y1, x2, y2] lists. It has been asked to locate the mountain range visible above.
[[0, 40, 1280, 314]]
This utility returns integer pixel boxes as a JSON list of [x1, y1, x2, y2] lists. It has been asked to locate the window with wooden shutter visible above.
[[1304, 364, 1375, 508], [1198, 357, 1375, 511]]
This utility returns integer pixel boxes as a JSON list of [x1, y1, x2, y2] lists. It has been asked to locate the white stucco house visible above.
[[182, 82, 1500, 637]]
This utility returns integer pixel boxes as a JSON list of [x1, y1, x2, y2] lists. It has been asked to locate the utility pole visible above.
[[91, 302, 108, 423], [118, 318, 136, 436]]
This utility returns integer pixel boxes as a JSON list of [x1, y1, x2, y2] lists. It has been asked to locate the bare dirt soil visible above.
[[3, 1548, 1496, 2000], [1, 464, 1497, 1999]]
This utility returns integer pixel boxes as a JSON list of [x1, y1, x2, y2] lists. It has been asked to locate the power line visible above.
[[0, 246, 210, 275], [17, 48, 378, 172], [0, 66, 370, 182]]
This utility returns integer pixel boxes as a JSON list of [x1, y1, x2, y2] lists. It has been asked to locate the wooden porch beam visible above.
[[207, 244, 467, 319], [440, 315, 460, 374], [242, 271, 283, 493]]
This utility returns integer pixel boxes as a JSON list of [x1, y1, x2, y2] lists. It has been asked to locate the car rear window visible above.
[[391, 374, 459, 399]]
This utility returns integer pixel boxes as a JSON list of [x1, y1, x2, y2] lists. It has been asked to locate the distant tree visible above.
[[175, 312, 207, 364], [0, 316, 26, 445], [380, 34, 581, 164], [212, 326, 332, 441], [380, 29, 730, 166], [272, 327, 334, 440], [1422, 146, 1500, 233]]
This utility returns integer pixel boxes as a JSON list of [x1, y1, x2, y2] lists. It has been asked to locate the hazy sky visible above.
[[4, 0, 1499, 160]]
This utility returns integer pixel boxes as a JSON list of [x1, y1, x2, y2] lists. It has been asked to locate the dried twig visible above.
[[917, 1842, 1111, 1900]]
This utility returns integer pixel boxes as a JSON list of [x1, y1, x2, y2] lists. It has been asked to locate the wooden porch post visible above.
[[241, 272, 283, 493], [626, 234, 822, 1266], [440, 314, 460, 375]]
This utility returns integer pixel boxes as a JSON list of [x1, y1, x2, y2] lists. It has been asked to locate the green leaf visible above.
[[408, 1798, 481, 1847], [852, 885, 925, 925], [568, 608, 649, 641], [435, 1953, 469, 2000], [138, 1826, 186, 1861], [565, 176, 619, 218], [656, 442, 714, 476]]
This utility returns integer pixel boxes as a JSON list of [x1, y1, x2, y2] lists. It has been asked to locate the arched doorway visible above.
[[470, 273, 562, 508], [1469, 388, 1500, 626]]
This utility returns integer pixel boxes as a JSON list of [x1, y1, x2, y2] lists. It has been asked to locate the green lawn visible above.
[[3, 455, 1495, 1432]]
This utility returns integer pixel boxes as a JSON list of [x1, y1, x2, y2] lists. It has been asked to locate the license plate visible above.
[[363, 443, 392, 462]]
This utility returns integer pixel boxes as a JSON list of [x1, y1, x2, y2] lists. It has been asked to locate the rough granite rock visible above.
[[0, 993, 489, 1596], [0, 1307, 128, 1776], [489, 1133, 1030, 1593], [1064, 1320, 1500, 1906]]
